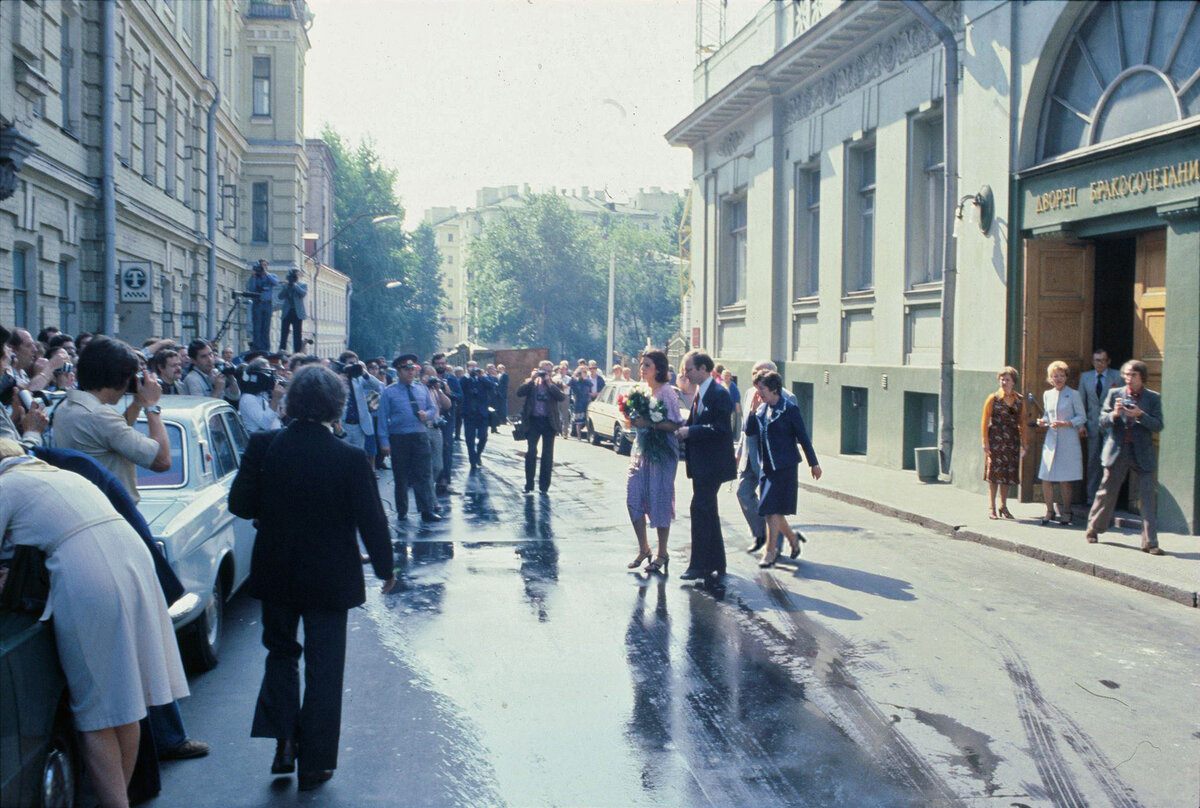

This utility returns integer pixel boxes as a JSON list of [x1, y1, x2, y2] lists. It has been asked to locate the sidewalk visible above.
[[791, 455, 1198, 608]]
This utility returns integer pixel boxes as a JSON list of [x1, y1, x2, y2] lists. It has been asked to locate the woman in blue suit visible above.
[[744, 370, 822, 568]]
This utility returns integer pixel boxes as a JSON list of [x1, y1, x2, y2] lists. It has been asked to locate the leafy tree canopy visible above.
[[322, 126, 445, 360]]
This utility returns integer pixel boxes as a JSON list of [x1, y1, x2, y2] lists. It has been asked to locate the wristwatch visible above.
[[144, 404, 162, 414]]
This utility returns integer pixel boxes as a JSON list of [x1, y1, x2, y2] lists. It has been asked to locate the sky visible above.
[[302, 0, 749, 227]]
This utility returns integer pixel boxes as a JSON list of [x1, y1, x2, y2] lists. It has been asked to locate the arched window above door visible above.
[[1039, 0, 1200, 161]]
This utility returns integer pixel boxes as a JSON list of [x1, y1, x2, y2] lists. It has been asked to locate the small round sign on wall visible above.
[[119, 260, 152, 303]]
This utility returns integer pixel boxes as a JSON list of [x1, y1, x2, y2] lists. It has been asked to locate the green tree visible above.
[[466, 193, 606, 359], [322, 126, 445, 359], [609, 221, 679, 358]]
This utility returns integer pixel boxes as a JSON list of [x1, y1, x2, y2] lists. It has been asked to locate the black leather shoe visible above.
[[297, 769, 333, 791], [679, 568, 703, 581], [161, 739, 210, 760], [271, 739, 297, 774], [746, 536, 766, 553], [420, 511, 442, 523]]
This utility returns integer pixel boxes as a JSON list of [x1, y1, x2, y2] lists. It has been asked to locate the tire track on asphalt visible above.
[[742, 575, 966, 807], [1000, 639, 1143, 808]]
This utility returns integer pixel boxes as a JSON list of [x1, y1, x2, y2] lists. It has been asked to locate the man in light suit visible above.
[[1085, 359, 1165, 554], [1079, 348, 1123, 503], [676, 350, 737, 581]]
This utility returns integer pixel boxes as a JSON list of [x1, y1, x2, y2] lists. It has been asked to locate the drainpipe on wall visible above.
[[101, 0, 117, 334], [902, 0, 959, 475], [205, 0, 219, 339]]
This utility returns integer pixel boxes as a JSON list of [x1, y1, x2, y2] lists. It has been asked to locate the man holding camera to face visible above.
[[516, 360, 566, 494], [182, 338, 240, 403], [278, 269, 309, 354], [248, 259, 280, 352], [51, 336, 172, 502], [335, 350, 384, 454]]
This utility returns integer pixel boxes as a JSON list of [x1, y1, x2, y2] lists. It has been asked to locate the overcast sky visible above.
[[303, 0, 759, 227]]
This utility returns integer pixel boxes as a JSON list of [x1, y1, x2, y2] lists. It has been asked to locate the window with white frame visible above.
[[793, 165, 820, 298], [843, 143, 875, 293], [720, 194, 748, 306], [165, 97, 177, 197], [253, 57, 271, 117], [252, 181, 269, 243], [906, 114, 944, 286], [119, 51, 133, 165]]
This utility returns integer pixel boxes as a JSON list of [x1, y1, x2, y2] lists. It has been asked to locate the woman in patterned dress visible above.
[[982, 366, 1028, 519], [625, 350, 683, 575]]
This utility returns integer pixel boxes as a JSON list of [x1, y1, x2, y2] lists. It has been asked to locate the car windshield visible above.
[[134, 421, 186, 487]]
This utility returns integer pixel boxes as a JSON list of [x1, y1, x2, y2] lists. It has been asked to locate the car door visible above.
[[214, 410, 256, 593]]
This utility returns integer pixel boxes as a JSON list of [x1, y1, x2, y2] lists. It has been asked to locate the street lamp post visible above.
[[303, 213, 400, 355]]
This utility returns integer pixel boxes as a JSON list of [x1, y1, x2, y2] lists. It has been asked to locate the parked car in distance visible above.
[[586, 381, 690, 456], [133, 396, 255, 672], [0, 609, 76, 808]]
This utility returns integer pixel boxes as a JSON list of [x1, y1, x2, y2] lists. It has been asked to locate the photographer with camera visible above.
[[378, 354, 440, 523], [516, 360, 566, 494], [421, 363, 452, 485], [461, 363, 496, 469], [431, 353, 462, 496], [334, 350, 384, 455], [238, 357, 284, 434], [248, 259, 280, 352], [278, 268, 309, 353], [182, 339, 240, 403]]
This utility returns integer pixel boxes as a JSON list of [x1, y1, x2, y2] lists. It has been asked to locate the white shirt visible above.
[[239, 392, 281, 433], [694, 376, 713, 415]]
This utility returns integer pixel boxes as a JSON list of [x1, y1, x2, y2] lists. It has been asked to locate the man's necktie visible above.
[[1096, 374, 1104, 401]]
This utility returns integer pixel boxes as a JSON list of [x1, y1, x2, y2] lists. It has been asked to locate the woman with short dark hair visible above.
[[744, 369, 822, 567], [229, 364, 396, 791]]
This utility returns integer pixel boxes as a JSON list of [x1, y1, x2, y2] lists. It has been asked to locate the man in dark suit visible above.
[[1085, 359, 1165, 554], [1079, 348, 1123, 503], [229, 365, 396, 791], [676, 350, 737, 581]]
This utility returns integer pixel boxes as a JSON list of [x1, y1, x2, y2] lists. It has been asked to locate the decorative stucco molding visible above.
[[783, 6, 957, 127], [717, 130, 745, 157]]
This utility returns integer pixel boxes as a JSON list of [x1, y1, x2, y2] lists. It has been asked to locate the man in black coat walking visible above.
[[229, 365, 396, 791], [676, 350, 737, 581]]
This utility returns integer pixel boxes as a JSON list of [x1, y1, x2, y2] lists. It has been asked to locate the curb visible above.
[[798, 481, 1198, 609]]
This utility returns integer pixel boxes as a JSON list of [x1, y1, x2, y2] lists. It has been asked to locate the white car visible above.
[[134, 396, 256, 672]]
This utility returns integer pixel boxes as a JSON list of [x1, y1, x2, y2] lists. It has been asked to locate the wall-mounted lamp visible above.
[[956, 185, 994, 235]]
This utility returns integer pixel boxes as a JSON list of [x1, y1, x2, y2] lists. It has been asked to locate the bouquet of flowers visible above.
[[619, 384, 674, 463]]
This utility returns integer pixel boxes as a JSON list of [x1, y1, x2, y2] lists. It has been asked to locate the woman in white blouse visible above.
[[1036, 360, 1087, 525]]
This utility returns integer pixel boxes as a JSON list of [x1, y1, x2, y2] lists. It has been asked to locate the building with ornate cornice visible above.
[[1, 0, 321, 353], [667, 0, 1200, 535]]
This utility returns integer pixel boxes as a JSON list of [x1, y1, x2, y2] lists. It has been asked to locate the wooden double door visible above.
[[1019, 229, 1165, 503]]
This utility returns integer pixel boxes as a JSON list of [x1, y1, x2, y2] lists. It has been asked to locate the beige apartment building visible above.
[[0, 0, 327, 354]]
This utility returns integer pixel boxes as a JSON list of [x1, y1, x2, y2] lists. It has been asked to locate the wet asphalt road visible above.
[[151, 432, 1199, 808]]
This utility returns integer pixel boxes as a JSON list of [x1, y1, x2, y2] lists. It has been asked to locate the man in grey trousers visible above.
[[735, 359, 803, 554]]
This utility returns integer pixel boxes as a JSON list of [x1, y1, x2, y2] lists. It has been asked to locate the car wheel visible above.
[[183, 575, 224, 673], [41, 701, 76, 808], [613, 423, 632, 455], [588, 420, 601, 445]]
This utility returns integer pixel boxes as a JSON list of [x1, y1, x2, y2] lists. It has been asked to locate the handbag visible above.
[[512, 418, 528, 441]]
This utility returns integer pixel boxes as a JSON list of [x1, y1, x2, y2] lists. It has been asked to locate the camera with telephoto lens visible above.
[[127, 371, 153, 395], [237, 364, 276, 395], [535, 369, 548, 378]]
